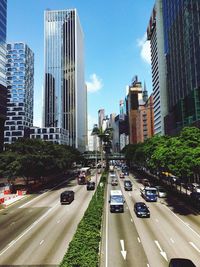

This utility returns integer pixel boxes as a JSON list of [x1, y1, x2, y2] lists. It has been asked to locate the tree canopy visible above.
[[123, 127, 200, 182]]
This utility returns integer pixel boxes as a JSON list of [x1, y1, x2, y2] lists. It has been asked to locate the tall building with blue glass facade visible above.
[[147, 0, 168, 135], [4, 43, 34, 144], [44, 9, 87, 151], [163, 0, 200, 135], [0, 0, 7, 150]]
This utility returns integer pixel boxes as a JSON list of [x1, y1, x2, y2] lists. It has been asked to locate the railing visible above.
[[83, 153, 125, 160]]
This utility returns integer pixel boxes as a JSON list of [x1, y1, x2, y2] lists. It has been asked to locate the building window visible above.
[[42, 128, 47, 134]]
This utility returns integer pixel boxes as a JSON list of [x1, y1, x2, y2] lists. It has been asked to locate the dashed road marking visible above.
[[40, 240, 44, 245], [170, 238, 174, 243], [189, 241, 200, 253], [137, 237, 141, 243]]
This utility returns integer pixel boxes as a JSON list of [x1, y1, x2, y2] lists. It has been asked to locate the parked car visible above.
[[156, 186, 167, 198], [120, 173, 125, 179], [192, 183, 200, 193], [168, 258, 196, 267], [86, 181, 95, 190], [124, 180, 132, 191], [60, 190, 74, 204], [134, 202, 150, 218], [111, 178, 118, 186]]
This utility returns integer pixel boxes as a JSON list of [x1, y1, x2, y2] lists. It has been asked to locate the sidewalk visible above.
[[0, 193, 27, 209]]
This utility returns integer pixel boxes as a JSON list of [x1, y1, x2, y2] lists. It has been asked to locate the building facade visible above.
[[127, 77, 144, 144], [4, 43, 34, 144], [136, 94, 154, 143], [29, 127, 68, 145], [163, 0, 200, 134], [98, 109, 105, 129], [44, 9, 87, 151], [0, 0, 7, 150], [147, 0, 168, 135]]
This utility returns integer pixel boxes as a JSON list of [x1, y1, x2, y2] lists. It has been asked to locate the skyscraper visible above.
[[163, 0, 200, 134], [44, 9, 87, 151], [4, 43, 34, 144], [0, 0, 7, 150], [147, 0, 168, 135]]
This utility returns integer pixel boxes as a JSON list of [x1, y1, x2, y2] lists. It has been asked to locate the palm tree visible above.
[[91, 124, 113, 170]]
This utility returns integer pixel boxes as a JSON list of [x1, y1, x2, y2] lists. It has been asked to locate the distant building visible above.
[[98, 109, 105, 129], [0, 0, 7, 150], [29, 127, 68, 145], [147, 0, 168, 135], [127, 76, 144, 144], [44, 9, 87, 151], [4, 42, 34, 145], [136, 94, 154, 143]]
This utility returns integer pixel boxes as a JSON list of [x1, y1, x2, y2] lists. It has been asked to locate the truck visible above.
[[140, 187, 157, 202], [109, 190, 125, 213], [109, 165, 114, 172]]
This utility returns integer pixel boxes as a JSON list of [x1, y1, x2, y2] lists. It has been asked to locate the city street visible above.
[[0, 173, 99, 266], [101, 171, 200, 267]]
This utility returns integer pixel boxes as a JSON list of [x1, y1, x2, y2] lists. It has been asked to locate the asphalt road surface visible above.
[[0, 173, 100, 266], [101, 170, 200, 267]]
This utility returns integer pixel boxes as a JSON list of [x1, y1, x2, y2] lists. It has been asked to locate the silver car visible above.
[[156, 186, 167, 198]]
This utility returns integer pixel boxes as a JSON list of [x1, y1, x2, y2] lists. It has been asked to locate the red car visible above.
[[120, 173, 125, 179]]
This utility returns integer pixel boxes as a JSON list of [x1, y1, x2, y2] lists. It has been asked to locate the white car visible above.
[[156, 186, 167, 198]]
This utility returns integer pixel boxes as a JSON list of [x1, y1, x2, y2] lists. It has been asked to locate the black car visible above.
[[86, 181, 95, 190], [134, 202, 150, 218], [60, 190, 74, 204], [124, 180, 132, 191], [168, 258, 196, 267]]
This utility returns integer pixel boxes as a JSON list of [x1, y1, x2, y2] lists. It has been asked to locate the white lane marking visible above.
[[147, 264, 150, 267], [126, 206, 128, 210], [154, 240, 168, 262], [137, 237, 141, 243], [163, 205, 200, 240], [130, 218, 133, 223], [120, 240, 127, 260], [128, 192, 131, 196], [40, 240, 44, 245], [155, 218, 159, 223], [19, 180, 67, 208], [57, 219, 60, 224], [170, 238, 175, 243], [0, 202, 59, 256], [189, 242, 200, 253]]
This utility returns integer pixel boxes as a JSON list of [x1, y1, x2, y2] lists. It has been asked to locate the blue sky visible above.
[[7, 0, 155, 129]]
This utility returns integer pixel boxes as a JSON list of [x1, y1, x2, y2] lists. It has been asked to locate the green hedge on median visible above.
[[60, 172, 107, 267]]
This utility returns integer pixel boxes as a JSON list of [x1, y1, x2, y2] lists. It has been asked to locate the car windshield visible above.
[[125, 182, 131, 185], [111, 196, 123, 203], [137, 205, 147, 211], [158, 188, 165, 192], [145, 189, 157, 195]]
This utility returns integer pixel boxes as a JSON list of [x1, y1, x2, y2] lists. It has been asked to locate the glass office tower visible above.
[[44, 9, 87, 151], [4, 43, 34, 144], [163, 0, 200, 134], [0, 0, 7, 150]]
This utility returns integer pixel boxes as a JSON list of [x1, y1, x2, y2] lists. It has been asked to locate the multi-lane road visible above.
[[101, 170, 200, 267], [0, 169, 200, 266], [0, 173, 99, 266]]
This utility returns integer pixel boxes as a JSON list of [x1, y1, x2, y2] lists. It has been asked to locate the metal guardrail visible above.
[[83, 153, 125, 160]]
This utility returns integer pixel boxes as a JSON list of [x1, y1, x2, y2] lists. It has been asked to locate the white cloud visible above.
[[137, 33, 151, 65], [86, 73, 103, 93]]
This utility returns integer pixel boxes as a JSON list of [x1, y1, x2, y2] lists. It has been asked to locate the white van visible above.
[[109, 190, 125, 213]]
